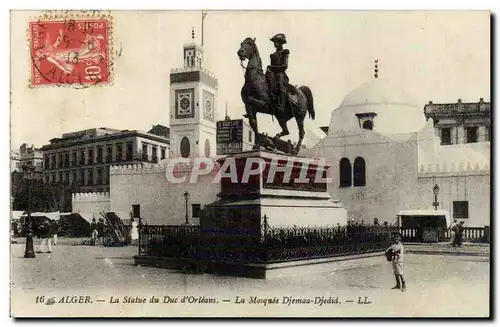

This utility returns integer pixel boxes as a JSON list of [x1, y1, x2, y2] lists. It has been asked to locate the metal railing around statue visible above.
[[138, 216, 398, 263]]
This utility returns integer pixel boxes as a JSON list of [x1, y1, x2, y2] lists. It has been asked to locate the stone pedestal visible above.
[[202, 150, 347, 237]]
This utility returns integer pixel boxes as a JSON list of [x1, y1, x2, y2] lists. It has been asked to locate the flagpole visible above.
[[201, 11, 207, 46]]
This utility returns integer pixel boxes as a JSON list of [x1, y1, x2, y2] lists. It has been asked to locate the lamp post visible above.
[[432, 184, 440, 210], [22, 162, 36, 258], [183, 191, 190, 226]]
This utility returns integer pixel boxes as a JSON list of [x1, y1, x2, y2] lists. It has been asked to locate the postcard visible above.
[[10, 10, 491, 318]]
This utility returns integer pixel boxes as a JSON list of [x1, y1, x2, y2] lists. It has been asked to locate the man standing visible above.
[[39, 219, 52, 253], [449, 220, 458, 246], [51, 219, 59, 246], [90, 218, 98, 246], [385, 233, 406, 292], [267, 33, 289, 114]]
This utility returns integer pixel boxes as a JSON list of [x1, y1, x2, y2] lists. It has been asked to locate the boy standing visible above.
[[385, 233, 406, 292]]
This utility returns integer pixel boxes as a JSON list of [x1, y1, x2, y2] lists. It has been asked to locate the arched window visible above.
[[362, 120, 373, 130], [180, 137, 191, 158], [339, 158, 352, 187], [353, 157, 366, 186]]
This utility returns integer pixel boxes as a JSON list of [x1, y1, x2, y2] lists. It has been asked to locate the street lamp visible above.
[[22, 162, 36, 258], [432, 184, 440, 210], [183, 191, 190, 225]]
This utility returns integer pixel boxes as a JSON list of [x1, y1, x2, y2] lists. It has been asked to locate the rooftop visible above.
[[424, 98, 490, 118]]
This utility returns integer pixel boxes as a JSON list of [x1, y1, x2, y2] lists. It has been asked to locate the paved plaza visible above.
[[10, 240, 490, 317]]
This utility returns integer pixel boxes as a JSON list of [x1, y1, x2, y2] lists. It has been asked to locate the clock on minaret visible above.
[[203, 90, 214, 121]]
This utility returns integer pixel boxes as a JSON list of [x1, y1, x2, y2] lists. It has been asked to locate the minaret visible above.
[[169, 24, 218, 158]]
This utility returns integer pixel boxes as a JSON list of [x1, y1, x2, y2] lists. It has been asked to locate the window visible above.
[[160, 147, 166, 160], [339, 158, 352, 187], [72, 152, 77, 166], [44, 155, 49, 170], [466, 127, 478, 143], [362, 120, 373, 130], [51, 154, 56, 169], [96, 168, 102, 185], [97, 146, 103, 163], [87, 149, 94, 164], [180, 137, 190, 158], [249, 131, 253, 143], [152, 146, 158, 163], [126, 142, 133, 161], [72, 171, 77, 184], [58, 153, 63, 168], [142, 143, 148, 161], [116, 144, 123, 161], [441, 128, 451, 145], [106, 145, 113, 162], [80, 150, 85, 165], [453, 201, 469, 219], [88, 169, 94, 185], [80, 170, 85, 185], [64, 152, 70, 168], [192, 204, 201, 218], [102, 167, 108, 184], [487, 125, 491, 142], [353, 157, 366, 187]]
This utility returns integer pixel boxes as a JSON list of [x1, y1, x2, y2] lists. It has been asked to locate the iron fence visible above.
[[400, 226, 490, 243], [139, 222, 397, 263]]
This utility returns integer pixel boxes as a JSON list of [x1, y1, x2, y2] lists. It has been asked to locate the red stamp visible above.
[[29, 19, 111, 87]]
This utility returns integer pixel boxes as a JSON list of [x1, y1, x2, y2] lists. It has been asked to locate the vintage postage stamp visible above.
[[29, 13, 112, 87]]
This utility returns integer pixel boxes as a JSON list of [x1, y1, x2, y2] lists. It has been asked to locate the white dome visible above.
[[329, 78, 426, 136]]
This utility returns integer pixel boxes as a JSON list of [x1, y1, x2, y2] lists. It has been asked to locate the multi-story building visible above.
[[41, 127, 170, 193], [10, 149, 20, 172], [19, 143, 44, 170], [424, 98, 491, 145]]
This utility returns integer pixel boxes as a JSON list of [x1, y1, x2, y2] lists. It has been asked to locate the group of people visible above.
[[449, 220, 465, 247], [36, 219, 59, 253]]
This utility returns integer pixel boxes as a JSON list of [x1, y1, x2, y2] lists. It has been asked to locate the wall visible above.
[[311, 130, 420, 225], [72, 192, 111, 215], [416, 172, 490, 227], [110, 163, 220, 225]]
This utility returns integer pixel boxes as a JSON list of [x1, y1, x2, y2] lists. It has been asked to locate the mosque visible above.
[[72, 33, 490, 228]]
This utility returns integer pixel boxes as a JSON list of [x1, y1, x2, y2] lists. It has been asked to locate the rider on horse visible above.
[[267, 33, 289, 114]]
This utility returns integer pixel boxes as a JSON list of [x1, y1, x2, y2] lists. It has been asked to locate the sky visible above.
[[10, 10, 490, 149]]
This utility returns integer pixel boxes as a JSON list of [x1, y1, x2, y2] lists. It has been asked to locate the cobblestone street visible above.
[[10, 241, 490, 317]]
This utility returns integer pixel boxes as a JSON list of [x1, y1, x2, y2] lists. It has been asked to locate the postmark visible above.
[[28, 12, 113, 88]]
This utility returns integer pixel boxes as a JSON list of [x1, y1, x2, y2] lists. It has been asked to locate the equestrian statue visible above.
[[237, 34, 315, 155]]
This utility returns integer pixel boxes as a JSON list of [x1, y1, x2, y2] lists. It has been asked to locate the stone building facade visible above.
[[424, 98, 491, 145], [42, 127, 170, 193]]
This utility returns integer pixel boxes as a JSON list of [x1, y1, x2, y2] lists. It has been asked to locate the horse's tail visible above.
[[299, 86, 315, 120]]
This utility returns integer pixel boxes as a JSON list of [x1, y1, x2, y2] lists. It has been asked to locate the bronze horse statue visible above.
[[237, 37, 315, 155]]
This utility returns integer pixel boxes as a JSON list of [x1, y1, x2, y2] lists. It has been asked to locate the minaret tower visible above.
[[169, 23, 218, 158]]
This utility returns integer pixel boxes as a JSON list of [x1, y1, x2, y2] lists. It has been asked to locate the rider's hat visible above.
[[270, 33, 287, 44]]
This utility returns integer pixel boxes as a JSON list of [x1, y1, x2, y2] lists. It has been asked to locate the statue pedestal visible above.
[[202, 149, 347, 243]]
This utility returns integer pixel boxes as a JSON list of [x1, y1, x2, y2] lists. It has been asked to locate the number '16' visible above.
[[35, 296, 45, 303]]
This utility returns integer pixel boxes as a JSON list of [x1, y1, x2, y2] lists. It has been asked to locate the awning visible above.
[[436, 119, 458, 126], [463, 118, 490, 126]]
